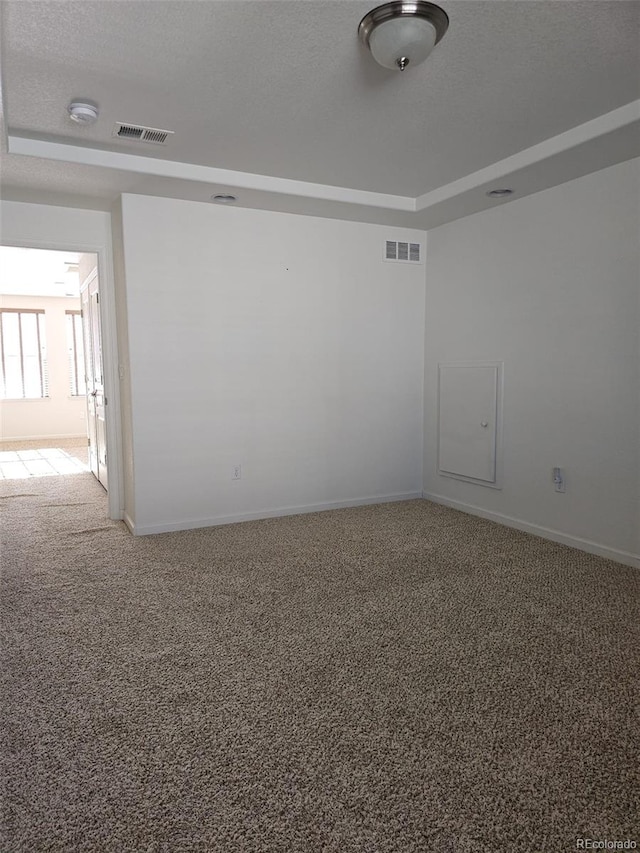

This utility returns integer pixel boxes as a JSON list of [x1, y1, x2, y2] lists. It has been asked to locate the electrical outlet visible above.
[[232, 464, 242, 481]]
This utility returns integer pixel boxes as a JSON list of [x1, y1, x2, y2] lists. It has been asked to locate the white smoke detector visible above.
[[67, 101, 99, 125]]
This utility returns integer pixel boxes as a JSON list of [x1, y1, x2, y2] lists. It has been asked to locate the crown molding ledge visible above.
[[5, 135, 416, 212], [415, 100, 640, 210], [7, 99, 639, 219]]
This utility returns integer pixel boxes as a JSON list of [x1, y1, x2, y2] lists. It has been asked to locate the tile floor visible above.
[[0, 447, 89, 480]]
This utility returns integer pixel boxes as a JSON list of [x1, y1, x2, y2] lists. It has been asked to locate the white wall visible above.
[[111, 199, 135, 525], [0, 200, 123, 519], [0, 293, 86, 440], [118, 194, 426, 533], [423, 158, 640, 565]]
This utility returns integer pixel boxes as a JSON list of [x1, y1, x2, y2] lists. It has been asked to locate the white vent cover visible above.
[[384, 240, 422, 264], [112, 123, 174, 145]]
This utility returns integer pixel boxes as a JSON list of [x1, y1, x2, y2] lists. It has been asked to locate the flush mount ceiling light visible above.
[[67, 101, 99, 125], [211, 194, 237, 203], [358, 1, 449, 71], [486, 188, 514, 198]]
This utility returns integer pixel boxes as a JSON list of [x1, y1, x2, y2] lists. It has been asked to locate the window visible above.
[[0, 310, 49, 399], [65, 310, 86, 396]]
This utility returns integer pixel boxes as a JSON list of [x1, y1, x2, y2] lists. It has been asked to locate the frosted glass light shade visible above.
[[369, 17, 437, 70], [358, 2, 449, 71]]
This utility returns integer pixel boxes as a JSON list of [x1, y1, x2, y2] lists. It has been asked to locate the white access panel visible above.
[[438, 362, 503, 487]]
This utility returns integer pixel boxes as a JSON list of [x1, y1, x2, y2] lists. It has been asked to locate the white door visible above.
[[438, 363, 500, 484], [81, 268, 108, 490]]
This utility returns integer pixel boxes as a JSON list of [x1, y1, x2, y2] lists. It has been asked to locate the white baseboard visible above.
[[122, 512, 135, 534], [422, 491, 639, 569], [129, 492, 423, 536], [0, 433, 86, 442]]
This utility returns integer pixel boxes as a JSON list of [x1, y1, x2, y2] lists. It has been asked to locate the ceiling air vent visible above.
[[384, 240, 422, 264], [113, 122, 174, 145]]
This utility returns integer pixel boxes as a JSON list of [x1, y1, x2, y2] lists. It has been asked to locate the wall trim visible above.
[[422, 491, 639, 569], [129, 491, 422, 536], [0, 216, 124, 524], [123, 511, 135, 534], [0, 433, 87, 442]]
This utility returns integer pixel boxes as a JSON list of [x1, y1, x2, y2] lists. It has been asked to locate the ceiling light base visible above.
[[359, 1, 449, 71]]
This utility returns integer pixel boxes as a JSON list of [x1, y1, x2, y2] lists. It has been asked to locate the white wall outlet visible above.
[[552, 467, 565, 493], [232, 464, 242, 481]]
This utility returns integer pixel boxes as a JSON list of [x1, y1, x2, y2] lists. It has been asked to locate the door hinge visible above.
[[87, 437, 90, 446]]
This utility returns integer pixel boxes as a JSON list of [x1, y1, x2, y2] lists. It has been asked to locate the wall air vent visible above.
[[113, 123, 174, 145], [384, 240, 422, 264]]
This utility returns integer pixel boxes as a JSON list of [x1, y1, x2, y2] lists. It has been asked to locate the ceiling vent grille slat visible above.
[[113, 122, 174, 145], [142, 129, 170, 144], [117, 125, 144, 139]]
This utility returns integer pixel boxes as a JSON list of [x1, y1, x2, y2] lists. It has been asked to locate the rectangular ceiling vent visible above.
[[384, 240, 422, 264], [113, 123, 174, 145]]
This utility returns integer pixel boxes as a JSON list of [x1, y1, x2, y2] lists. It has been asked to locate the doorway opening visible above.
[[0, 246, 107, 492]]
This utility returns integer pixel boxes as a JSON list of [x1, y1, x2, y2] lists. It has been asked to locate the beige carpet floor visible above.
[[1, 472, 638, 852]]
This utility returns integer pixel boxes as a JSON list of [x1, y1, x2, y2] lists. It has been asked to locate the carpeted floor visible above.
[[1, 473, 638, 852]]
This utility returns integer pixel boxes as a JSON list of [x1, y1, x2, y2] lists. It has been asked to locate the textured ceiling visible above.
[[1, 0, 639, 224]]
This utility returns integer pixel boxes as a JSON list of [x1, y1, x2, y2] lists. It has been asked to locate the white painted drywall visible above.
[[423, 158, 640, 564], [110, 199, 135, 527], [0, 294, 86, 440], [118, 194, 426, 533], [0, 201, 111, 257], [0, 200, 123, 519]]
